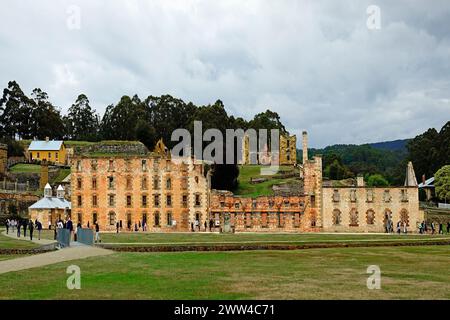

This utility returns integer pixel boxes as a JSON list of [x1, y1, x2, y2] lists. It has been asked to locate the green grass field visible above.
[[9, 163, 42, 173], [98, 232, 450, 245], [0, 246, 449, 299], [235, 165, 300, 197], [0, 232, 39, 249]]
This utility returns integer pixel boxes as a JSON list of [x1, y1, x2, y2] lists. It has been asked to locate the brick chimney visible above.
[[302, 131, 308, 164], [40, 160, 49, 190]]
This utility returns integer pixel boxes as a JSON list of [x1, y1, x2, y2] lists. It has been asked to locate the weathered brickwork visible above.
[[210, 193, 320, 232], [322, 186, 423, 232], [70, 155, 208, 231], [241, 133, 297, 165], [279, 134, 297, 165], [0, 144, 7, 176]]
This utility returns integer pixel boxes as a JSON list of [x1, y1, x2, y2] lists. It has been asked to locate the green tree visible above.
[[63, 94, 100, 141], [366, 174, 389, 187], [30, 88, 65, 139], [434, 165, 450, 202], [0, 81, 34, 139], [248, 109, 287, 133], [100, 95, 151, 141]]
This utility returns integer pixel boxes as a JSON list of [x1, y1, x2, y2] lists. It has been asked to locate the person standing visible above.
[[204, 220, 207, 232], [431, 221, 435, 235], [94, 221, 100, 243], [66, 217, 73, 241], [116, 222, 120, 233], [28, 220, 34, 241], [17, 220, 21, 237], [5, 219, 9, 234], [36, 220, 42, 240], [439, 223, 443, 235], [396, 221, 401, 234]]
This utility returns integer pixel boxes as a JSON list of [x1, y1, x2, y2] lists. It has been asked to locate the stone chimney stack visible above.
[[302, 131, 308, 164], [357, 174, 365, 187], [404, 161, 418, 187]]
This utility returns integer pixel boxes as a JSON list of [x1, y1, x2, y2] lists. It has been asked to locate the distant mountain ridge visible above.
[[366, 139, 410, 152]]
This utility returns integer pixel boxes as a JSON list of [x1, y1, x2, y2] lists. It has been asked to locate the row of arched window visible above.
[[331, 208, 409, 226]]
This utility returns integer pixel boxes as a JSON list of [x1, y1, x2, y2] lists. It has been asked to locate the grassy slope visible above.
[[235, 165, 299, 197], [0, 231, 39, 249], [0, 246, 448, 299]]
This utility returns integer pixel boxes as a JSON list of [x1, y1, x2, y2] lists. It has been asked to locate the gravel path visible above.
[[1, 230, 56, 246], [0, 231, 113, 274]]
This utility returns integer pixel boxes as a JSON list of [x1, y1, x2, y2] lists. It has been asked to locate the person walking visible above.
[[17, 220, 21, 237], [28, 220, 34, 241], [191, 221, 194, 232], [94, 221, 100, 243], [36, 220, 42, 240], [396, 221, 401, 234], [439, 223, 443, 235], [431, 221, 435, 235], [204, 220, 207, 232], [116, 222, 120, 234], [209, 219, 213, 232], [23, 220, 27, 237], [5, 219, 9, 234]]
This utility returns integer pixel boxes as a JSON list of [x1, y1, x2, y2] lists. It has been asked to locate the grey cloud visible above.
[[0, 0, 449, 147]]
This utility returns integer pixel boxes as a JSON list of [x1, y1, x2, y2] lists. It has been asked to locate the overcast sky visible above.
[[1, 0, 449, 147]]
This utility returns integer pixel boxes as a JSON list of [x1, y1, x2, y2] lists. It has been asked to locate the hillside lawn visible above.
[[235, 165, 300, 197], [0, 245, 448, 299], [9, 163, 41, 173]]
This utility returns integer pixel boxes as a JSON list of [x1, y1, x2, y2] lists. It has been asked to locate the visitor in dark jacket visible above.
[[28, 220, 34, 241]]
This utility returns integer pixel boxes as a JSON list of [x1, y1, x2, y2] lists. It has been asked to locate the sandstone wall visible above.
[[322, 186, 423, 233]]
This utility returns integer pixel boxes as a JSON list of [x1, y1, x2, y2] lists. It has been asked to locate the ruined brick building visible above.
[[39, 134, 422, 233]]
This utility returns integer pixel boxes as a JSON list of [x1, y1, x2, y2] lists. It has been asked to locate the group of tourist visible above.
[[418, 221, 450, 234], [191, 219, 219, 232], [5, 218, 43, 241]]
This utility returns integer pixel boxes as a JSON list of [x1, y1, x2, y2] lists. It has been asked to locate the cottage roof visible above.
[[29, 197, 71, 210], [28, 140, 63, 151]]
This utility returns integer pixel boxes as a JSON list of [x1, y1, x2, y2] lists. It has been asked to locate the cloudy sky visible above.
[[0, 0, 449, 147]]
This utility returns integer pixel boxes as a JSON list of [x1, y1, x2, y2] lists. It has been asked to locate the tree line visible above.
[[0, 80, 287, 191]]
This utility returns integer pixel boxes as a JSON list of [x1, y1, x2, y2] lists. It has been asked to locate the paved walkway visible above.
[[1, 230, 56, 246], [0, 231, 113, 275]]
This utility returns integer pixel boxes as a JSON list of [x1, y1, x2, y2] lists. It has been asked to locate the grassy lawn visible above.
[[9, 163, 42, 173], [51, 168, 71, 184], [0, 231, 39, 249], [235, 165, 300, 197], [99, 232, 450, 245], [0, 245, 448, 299]]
